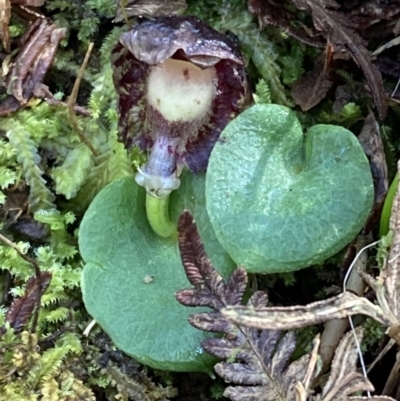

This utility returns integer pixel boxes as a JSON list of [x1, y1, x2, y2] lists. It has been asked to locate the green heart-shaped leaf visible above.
[[206, 104, 374, 273], [79, 172, 235, 372]]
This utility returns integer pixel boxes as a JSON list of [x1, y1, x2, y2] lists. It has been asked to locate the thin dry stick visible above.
[[67, 42, 98, 156], [319, 237, 372, 371], [368, 339, 395, 374], [342, 239, 381, 398], [0, 233, 42, 333], [303, 334, 320, 391], [296, 337, 321, 401]]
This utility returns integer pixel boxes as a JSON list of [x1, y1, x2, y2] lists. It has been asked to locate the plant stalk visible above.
[[380, 173, 399, 237], [146, 193, 176, 238]]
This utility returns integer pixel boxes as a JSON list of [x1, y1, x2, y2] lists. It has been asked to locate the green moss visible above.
[[0, 0, 392, 397]]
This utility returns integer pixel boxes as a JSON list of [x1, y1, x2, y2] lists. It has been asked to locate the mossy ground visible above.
[[0, 0, 399, 399]]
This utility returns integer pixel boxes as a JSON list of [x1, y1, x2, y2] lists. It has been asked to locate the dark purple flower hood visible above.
[[111, 16, 251, 197]]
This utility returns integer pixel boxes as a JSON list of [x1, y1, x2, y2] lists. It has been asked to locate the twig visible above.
[[303, 334, 320, 391], [48, 99, 91, 116], [83, 319, 97, 336], [0, 233, 42, 333], [33, 85, 91, 116], [367, 339, 396, 374], [67, 42, 98, 156]]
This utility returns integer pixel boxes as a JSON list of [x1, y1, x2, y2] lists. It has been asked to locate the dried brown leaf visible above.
[[292, 50, 334, 111], [0, 19, 65, 116], [323, 373, 374, 401], [357, 111, 388, 233], [1, 184, 49, 242], [349, 1, 400, 32], [222, 292, 391, 330], [291, 0, 387, 119], [7, 19, 53, 102], [0, 0, 40, 53], [248, 0, 325, 48], [249, 0, 387, 117], [219, 324, 391, 401], [385, 160, 400, 321], [322, 328, 368, 399], [6, 271, 51, 332], [284, 353, 312, 400], [24, 25, 66, 96]]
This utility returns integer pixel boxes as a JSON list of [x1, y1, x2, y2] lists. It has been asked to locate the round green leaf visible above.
[[206, 104, 374, 273], [79, 172, 235, 372]]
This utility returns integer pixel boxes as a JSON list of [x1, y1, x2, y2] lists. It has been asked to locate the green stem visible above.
[[379, 173, 399, 237], [146, 193, 176, 238]]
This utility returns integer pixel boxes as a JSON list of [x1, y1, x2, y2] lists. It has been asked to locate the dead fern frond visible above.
[[176, 211, 396, 401]]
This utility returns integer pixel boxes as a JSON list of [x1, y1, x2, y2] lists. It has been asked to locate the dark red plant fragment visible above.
[[6, 271, 52, 333]]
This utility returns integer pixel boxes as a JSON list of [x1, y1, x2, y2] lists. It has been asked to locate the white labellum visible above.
[[147, 58, 216, 122]]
